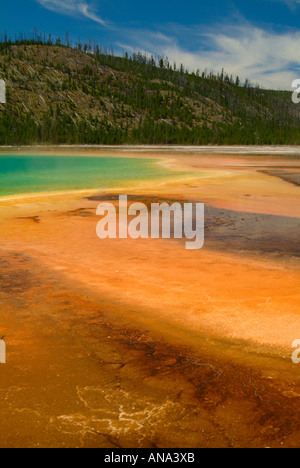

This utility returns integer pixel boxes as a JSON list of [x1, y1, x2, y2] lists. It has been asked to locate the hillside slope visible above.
[[0, 41, 300, 145]]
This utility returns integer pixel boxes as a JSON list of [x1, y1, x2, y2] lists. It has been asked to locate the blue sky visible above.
[[2, 0, 300, 89]]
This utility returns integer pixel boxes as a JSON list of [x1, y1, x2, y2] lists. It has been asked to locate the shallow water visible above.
[[0, 155, 174, 196], [1, 151, 300, 447]]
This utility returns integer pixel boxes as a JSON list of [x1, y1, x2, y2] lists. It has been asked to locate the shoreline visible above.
[[0, 152, 192, 203], [1, 149, 300, 213], [1, 144, 300, 155]]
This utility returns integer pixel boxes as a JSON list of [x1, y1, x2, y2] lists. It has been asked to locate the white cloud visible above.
[[35, 1, 300, 89], [122, 24, 300, 89], [36, 0, 107, 26]]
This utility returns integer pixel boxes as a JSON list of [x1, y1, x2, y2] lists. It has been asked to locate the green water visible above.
[[0, 155, 174, 197]]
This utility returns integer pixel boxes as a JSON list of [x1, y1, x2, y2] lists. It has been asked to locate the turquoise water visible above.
[[0, 155, 173, 197]]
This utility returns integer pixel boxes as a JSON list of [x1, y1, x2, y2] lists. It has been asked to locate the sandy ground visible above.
[[0, 149, 299, 448]]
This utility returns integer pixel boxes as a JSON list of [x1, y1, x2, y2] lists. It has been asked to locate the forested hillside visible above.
[[0, 37, 300, 145]]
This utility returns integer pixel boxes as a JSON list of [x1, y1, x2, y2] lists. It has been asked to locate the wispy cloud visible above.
[[273, 0, 300, 11], [36, 0, 107, 26], [119, 24, 300, 89], [34, 0, 300, 89], [280, 0, 300, 8]]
